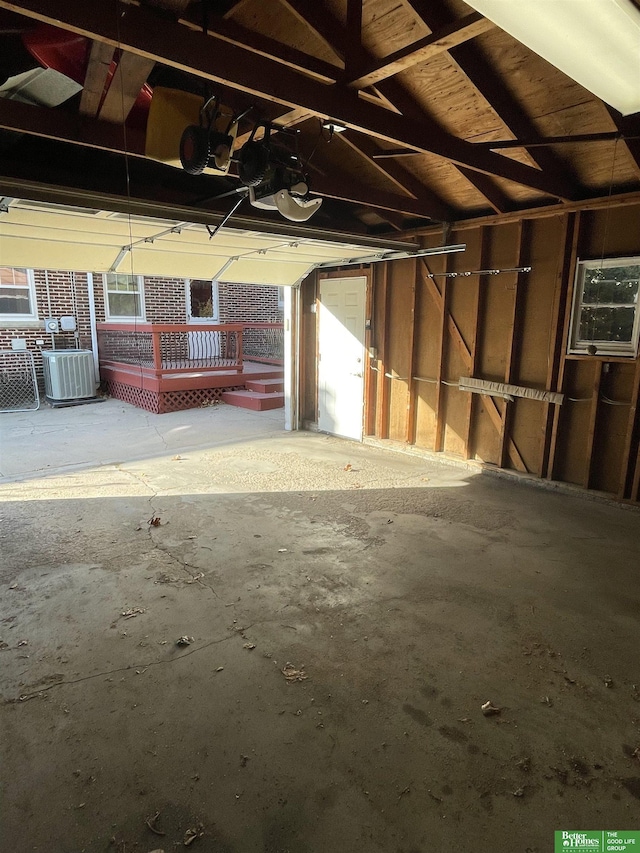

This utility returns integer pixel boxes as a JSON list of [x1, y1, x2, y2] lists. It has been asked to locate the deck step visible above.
[[245, 378, 285, 394], [222, 389, 284, 411]]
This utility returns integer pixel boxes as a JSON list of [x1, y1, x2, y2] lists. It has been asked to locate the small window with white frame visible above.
[[569, 257, 640, 357], [103, 273, 145, 320], [0, 267, 37, 320], [186, 279, 219, 322]]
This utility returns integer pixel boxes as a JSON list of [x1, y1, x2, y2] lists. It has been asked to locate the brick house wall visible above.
[[92, 274, 187, 323], [1, 270, 283, 390], [0, 270, 93, 386], [218, 283, 283, 324]]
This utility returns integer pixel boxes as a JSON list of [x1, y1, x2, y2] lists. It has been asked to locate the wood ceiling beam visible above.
[[0, 0, 576, 200], [345, 0, 363, 76], [457, 166, 511, 214], [98, 52, 155, 124], [234, 106, 314, 148], [404, 0, 581, 195], [275, 0, 346, 64], [79, 40, 114, 117], [0, 97, 434, 218], [339, 131, 455, 221], [313, 172, 443, 218], [179, 9, 340, 82], [0, 94, 147, 156], [375, 78, 511, 213], [275, 0, 530, 213], [606, 107, 640, 177], [349, 12, 494, 89]]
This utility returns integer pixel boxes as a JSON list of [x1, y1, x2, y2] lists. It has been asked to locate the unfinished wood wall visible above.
[[300, 201, 640, 503]]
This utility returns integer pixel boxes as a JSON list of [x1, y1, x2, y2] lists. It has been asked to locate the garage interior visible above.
[[1, 0, 640, 851]]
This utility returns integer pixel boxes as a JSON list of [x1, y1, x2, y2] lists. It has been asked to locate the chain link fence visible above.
[[0, 350, 40, 412]]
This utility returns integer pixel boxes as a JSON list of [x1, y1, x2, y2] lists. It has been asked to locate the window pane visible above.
[[579, 306, 635, 343], [108, 292, 141, 317], [583, 275, 639, 305], [0, 267, 28, 286], [190, 281, 213, 318], [0, 286, 31, 314], [106, 274, 140, 292]]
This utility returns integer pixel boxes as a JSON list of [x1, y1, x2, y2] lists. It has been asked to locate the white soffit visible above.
[[465, 0, 640, 116], [0, 200, 406, 285]]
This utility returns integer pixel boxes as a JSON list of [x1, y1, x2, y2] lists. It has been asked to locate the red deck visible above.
[[97, 322, 284, 413]]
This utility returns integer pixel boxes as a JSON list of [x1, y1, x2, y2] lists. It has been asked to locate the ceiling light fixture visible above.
[[322, 121, 348, 134], [464, 0, 640, 116]]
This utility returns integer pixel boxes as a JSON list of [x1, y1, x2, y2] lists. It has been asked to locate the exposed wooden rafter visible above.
[[0, 0, 577, 200], [276, 0, 346, 64], [606, 107, 640, 177], [374, 78, 512, 213], [234, 106, 315, 149], [79, 40, 115, 117], [348, 12, 494, 89], [404, 0, 581, 195], [345, 0, 363, 78], [0, 96, 440, 219], [338, 131, 455, 222], [98, 52, 155, 124], [179, 8, 341, 82]]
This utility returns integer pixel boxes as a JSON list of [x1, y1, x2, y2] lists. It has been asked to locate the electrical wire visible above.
[[115, 5, 145, 387]]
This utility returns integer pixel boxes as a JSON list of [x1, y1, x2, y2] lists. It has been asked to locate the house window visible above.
[[104, 273, 145, 320], [187, 279, 219, 321], [569, 257, 640, 357], [0, 267, 37, 320]]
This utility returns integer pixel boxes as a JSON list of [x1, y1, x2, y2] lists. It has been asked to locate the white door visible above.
[[318, 276, 366, 440]]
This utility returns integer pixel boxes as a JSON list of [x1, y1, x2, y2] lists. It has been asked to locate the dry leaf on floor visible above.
[[344, 463, 352, 471], [145, 811, 166, 836], [243, 643, 256, 650], [282, 663, 307, 682], [122, 607, 145, 619], [176, 636, 194, 646], [481, 701, 501, 716], [148, 516, 161, 527], [183, 822, 204, 846]]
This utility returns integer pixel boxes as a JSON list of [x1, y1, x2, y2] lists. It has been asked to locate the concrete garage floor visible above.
[[1, 400, 639, 853]]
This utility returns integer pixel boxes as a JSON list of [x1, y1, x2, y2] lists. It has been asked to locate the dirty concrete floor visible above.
[[1, 400, 639, 853]]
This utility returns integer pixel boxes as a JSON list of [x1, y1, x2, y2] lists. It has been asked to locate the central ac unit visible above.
[[42, 350, 95, 401]]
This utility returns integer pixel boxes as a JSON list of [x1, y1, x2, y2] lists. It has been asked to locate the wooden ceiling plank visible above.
[[0, 0, 576, 199], [98, 51, 155, 124], [179, 10, 340, 82], [376, 79, 512, 213], [79, 39, 115, 117], [349, 12, 494, 88], [222, 0, 254, 18], [276, 0, 346, 64], [339, 131, 455, 221], [404, 0, 581, 194]]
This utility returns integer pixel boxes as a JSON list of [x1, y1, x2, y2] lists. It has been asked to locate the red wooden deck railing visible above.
[[97, 322, 283, 394], [97, 322, 244, 375]]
